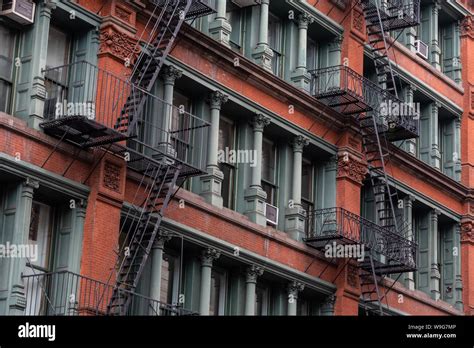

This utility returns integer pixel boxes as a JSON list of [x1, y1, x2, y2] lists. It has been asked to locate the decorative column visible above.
[[149, 230, 172, 314], [453, 21, 462, 84], [406, 25, 418, 53], [28, 1, 56, 129], [252, 0, 274, 72], [285, 135, 309, 241], [244, 113, 271, 226], [200, 91, 228, 208], [244, 265, 264, 315], [403, 84, 417, 156], [291, 14, 312, 91], [430, 1, 441, 70], [9, 178, 39, 315], [159, 66, 183, 157], [454, 223, 463, 311], [403, 195, 416, 290], [209, 0, 232, 47], [429, 209, 441, 301], [461, 218, 474, 314], [287, 281, 304, 316], [320, 294, 336, 316], [199, 248, 220, 315], [454, 116, 462, 181], [430, 102, 441, 169]]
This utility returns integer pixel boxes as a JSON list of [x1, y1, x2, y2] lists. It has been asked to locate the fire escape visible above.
[[305, 0, 420, 315], [33, 0, 215, 316]]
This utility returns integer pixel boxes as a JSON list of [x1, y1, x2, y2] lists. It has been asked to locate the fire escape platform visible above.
[[40, 115, 129, 149], [361, 0, 421, 32], [151, 0, 216, 19]]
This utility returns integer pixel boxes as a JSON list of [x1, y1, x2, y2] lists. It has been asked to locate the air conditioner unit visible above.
[[0, 0, 36, 25], [231, 0, 260, 8], [414, 40, 429, 60], [265, 203, 279, 226]]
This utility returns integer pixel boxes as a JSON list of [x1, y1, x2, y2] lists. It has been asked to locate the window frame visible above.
[[0, 22, 17, 114], [218, 115, 237, 210], [261, 137, 278, 207]]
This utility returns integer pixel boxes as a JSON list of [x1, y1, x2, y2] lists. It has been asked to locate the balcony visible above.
[[304, 208, 417, 275], [360, 0, 421, 32], [150, 0, 216, 19], [22, 271, 198, 316], [41, 61, 209, 178], [309, 65, 419, 141]]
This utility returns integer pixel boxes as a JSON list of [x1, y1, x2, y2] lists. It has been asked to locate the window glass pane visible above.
[[218, 118, 234, 153], [210, 270, 225, 315], [28, 202, 52, 269], [0, 24, 14, 81], [219, 163, 234, 209], [301, 162, 313, 201], [46, 26, 70, 69], [268, 13, 281, 52], [161, 255, 177, 304], [307, 38, 318, 71], [0, 80, 11, 113], [261, 140, 275, 183], [226, 9, 241, 46], [261, 181, 275, 206]]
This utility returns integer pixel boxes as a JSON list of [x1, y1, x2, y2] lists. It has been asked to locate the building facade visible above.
[[0, 0, 473, 316]]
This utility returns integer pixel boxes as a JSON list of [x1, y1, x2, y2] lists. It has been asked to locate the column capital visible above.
[[296, 13, 313, 30], [250, 113, 271, 132], [200, 248, 221, 267], [404, 195, 416, 207], [287, 281, 305, 297], [209, 90, 229, 110], [431, 209, 441, 221], [245, 265, 264, 283], [161, 66, 183, 86], [292, 135, 310, 153], [322, 294, 336, 308], [44, 0, 58, 10], [260, 0, 270, 5], [154, 230, 173, 249], [23, 177, 40, 191], [432, 101, 441, 111]]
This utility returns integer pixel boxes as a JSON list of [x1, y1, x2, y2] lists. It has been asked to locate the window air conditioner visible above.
[[265, 203, 279, 226], [414, 40, 429, 60], [0, 0, 36, 25]]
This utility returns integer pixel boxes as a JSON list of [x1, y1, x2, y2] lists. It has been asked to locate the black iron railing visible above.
[[150, 0, 216, 19], [305, 207, 416, 269], [360, 0, 421, 32], [22, 270, 198, 316], [309, 65, 419, 138]]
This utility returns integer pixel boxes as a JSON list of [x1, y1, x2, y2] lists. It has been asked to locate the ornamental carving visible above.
[[352, 9, 364, 33], [245, 265, 264, 283], [103, 161, 122, 192], [347, 264, 359, 288], [251, 113, 271, 132], [337, 153, 367, 184], [115, 6, 131, 23], [461, 220, 474, 243], [200, 248, 220, 267], [461, 15, 474, 37], [99, 27, 140, 64]]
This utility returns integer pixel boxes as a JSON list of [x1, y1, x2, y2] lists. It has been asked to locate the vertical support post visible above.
[[159, 66, 182, 156], [209, 0, 232, 47], [430, 102, 441, 169], [149, 231, 172, 315], [320, 294, 336, 316], [244, 113, 271, 226], [200, 91, 228, 208], [291, 14, 312, 91], [252, 0, 273, 72], [404, 195, 416, 290], [429, 209, 441, 301], [199, 248, 220, 315], [285, 135, 309, 241], [454, 116, 462, 181], [287, 281, 304, 316], [244, 265, 263, 315], [430, 1, 441, 71], [454, 222, 463, 311]]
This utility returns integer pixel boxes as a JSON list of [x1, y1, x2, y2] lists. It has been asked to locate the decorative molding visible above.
[[352, 8, 364, 33], [154, 229, 173, 249], [161, 65, 183, 86], [250, 113, 271, 132], [200, 248, 221, 267], [115, 5, 132, 24], [209, 90, 229, 110], [461, 220, 474, 243], [287, 281, 305, 297], [99, 26, 140, 64], [292, 135, 310, 153], [245, 265, 264, 283], [461, 15, 474, 38], [347, 264, 359, 288], [103, 161, 122, 193], [336, 153, 367, 185]]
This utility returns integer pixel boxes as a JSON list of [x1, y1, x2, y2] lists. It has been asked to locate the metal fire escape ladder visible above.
[[107, 163, 181, 315], [360, 255, 384, 315], [115, 0, 194, 137]]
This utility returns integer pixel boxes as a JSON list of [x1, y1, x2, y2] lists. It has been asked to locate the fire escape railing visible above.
[[360, 0, 421, 32], [305, 207, 417, 272], [309, 65, 419, 140], [41, 61, 209, 176], [22, 270, 198, 316]]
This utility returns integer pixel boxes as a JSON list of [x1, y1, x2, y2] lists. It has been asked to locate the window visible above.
[[218, 117, 236, 209], [226, 5, 242, 50], [210, 269, 227, 315], [268, 12, 283, 77], [301, 160, 314, 232], [0, 23, 16, 113], [261, 138, 277, 206], [44, 27, 71, 119], [172, 91, 192, 189], [24, 202, 53, 315], [255, 285, 269, 315], [160, 253, 180, 306]]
